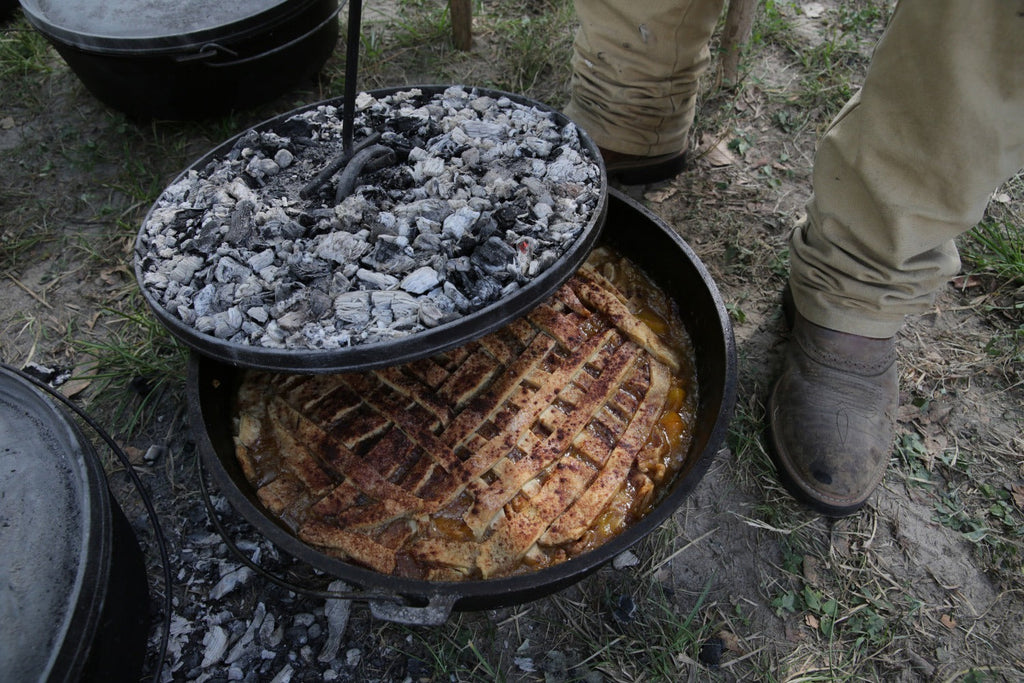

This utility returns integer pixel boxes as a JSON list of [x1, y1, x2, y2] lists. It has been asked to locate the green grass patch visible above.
[[73, 300, 188, 436], [0, 22, 53, 81]]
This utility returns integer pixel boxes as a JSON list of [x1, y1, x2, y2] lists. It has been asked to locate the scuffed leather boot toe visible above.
[[768, 312, 898, 516]]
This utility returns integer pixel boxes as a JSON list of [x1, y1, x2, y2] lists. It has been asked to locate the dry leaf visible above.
[[59, 365, 97, 398], [940, 614, 957, 630], [802, 555, 821, 585], [924, 434, 948, 456], [59, 377, 93, 398], [644, 187, 677, 203], [123, 444, 146, 465], [699, 133, 737, 167], [1010, 483, 1024, 510], [1, 116, 15, 130], [950, 274, 983, 290], [717, 630, 742, 653]]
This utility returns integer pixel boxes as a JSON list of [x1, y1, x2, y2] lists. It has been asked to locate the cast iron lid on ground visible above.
[[19, 0, 327, 53], [0, 366, 112, 682], [134, 85, 608, 374]]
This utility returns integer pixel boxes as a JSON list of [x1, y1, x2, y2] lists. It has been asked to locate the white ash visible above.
[[136, 86, 602, 351]]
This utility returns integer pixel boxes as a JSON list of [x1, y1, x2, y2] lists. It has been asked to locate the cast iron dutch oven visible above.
[[18, 0, 340, 119], [0, 365, 150, 680], [188, 189, 737, 625]]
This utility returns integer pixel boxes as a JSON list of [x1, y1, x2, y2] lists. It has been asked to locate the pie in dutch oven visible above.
[[233, 247, 698, 580]]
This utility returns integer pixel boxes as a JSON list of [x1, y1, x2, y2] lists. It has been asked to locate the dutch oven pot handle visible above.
[[176, 2, 344, 67], [369, 595, 458, 626]]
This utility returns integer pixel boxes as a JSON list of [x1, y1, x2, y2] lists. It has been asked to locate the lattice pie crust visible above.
[[233, 250, 696, 580]]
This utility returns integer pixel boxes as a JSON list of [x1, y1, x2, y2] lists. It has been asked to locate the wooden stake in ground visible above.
[[721, 0, 758, 85], [450, 0, 472, 51]]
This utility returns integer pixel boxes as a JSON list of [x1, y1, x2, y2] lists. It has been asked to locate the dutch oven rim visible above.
[[189, 188, 738, 614], [18, 0, 334, 55], [135, 84, 609, 375]]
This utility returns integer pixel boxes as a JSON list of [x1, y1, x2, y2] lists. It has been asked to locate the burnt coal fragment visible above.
[[698, 637, 724, 669]]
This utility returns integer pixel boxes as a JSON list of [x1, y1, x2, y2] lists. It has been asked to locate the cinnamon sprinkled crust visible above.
[[233, 249, 698, 579]]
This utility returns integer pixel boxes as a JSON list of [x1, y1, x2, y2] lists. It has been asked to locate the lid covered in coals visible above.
[[0, 366, 112, 682], [19, 0, 321, 53], [134, 85, 608, 373]]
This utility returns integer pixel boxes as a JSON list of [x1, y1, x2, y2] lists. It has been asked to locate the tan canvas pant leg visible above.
[[564, 0, 725, 156], [790, 0, 1024, 338]]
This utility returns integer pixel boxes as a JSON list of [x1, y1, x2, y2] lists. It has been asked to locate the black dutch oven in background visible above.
[[0, 366, 150, 681], [18, 0, 340, 119], [188, 189, 738, 625]]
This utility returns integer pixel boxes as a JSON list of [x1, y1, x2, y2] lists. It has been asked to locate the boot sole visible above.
[[605, 151, 688, 185]]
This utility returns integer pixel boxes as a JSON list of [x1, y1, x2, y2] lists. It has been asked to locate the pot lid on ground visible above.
[[0, 366, 111, 682]]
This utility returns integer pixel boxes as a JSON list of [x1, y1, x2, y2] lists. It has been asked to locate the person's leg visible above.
[[772, 0, 1024, 515], [565, 0, 725, 182]]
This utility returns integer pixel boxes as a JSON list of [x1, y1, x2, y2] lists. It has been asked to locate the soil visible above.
[[1, 2, 1022, 681]]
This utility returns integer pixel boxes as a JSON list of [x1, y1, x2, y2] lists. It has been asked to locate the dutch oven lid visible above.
[[0, 366, 111, 682], [134, 85, 608, 374], [19, 0, 323, 53]]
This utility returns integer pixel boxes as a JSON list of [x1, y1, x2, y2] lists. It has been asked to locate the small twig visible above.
[[647, 527, 718, 573], [7, 274, 53, 309]]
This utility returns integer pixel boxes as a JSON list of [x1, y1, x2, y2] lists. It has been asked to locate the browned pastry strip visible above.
[[525, 296, 590, 349], [309, 480, 362, 517], [282, 373, 362, 414], [452, 325, 619, 502], [299, 520, 397, 574], [440, 323, 553, 448], [400, 457, 449, 499], [404, 355, 451, 390], [553, 277, 590, 317], [437, 349, 502, 410], [573, 266, 681, 371], [409, 537, 479, 572], [272, 397, 424, 513], [476, 329, 519, 366], [376, 365, 451, 425], [501, 316, 538, 349], [268, 403, 337, 497], [463, 337, 642, 537], [476, 455, 594, 578], [356, 424, 417, 482], [362, 385, 460, 473], [541, 358, 671, 545], [256, 477, 307, 516], [572, 425, 618, 468], [323, 400, 392, 450], [332, 498, 419, 530]]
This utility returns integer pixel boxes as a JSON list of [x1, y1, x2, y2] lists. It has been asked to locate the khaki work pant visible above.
[[565, 0, 725, 156], [567, 0, 1024, 338]]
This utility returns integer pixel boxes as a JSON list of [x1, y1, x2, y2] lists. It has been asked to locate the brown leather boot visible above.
[[599, 147, 688, 185], [768, 311, 898, 516]]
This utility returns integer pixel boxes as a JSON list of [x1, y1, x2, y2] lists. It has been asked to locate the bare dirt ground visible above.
[[2, 1, 1022, 681]]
